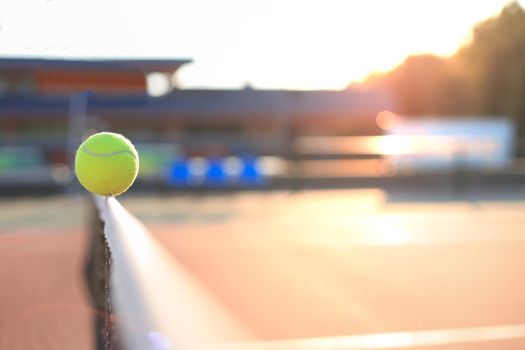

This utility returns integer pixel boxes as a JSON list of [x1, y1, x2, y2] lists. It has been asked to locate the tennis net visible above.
[[86, 195, 525, 350], [87, 195, 253, 350]]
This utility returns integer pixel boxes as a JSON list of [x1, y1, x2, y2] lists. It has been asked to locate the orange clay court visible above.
[[1, 189, 525, 349]]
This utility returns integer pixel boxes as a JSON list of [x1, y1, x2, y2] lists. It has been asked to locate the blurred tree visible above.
[[358, 1, 525, 140], [386, 54, 466, 115], [456, 2, 525, 130], [356, 54, 467, 116]]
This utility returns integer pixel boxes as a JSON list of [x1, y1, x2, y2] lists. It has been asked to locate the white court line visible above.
[[214, 324, 525, 349]]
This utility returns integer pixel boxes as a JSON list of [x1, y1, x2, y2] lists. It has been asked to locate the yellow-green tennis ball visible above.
[[75, 132, 139, 196]]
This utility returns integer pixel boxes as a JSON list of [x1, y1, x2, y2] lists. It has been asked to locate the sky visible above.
[[0, 0, 522, 90]]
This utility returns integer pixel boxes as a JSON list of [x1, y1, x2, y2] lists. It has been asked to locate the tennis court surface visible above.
[[2, 188, 525, 349]]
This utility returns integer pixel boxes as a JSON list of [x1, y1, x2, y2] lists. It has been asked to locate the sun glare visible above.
[[375, 136, 415, 156], [376, 111, 399, 131], [0, 0, 519, 89], [177, 0, 518, 89]]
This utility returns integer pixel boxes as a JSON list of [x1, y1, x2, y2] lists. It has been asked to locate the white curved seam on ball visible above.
[[82, 145, 137, 159]]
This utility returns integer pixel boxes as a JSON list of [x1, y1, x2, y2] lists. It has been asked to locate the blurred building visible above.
[[0, 57, 393, 192]]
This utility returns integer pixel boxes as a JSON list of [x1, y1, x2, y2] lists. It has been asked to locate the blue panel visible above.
[[240, 157, 265, 186], [167, 160, 191, 187], [205, 158, 227, 186]]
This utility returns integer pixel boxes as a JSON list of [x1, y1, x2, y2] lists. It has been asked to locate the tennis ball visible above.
[[75, 132, 139, 196]]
